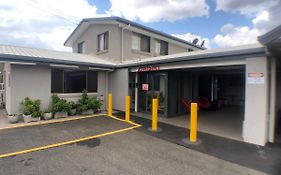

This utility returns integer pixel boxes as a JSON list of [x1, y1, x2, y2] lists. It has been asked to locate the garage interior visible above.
[[167, 66, 245, 141]]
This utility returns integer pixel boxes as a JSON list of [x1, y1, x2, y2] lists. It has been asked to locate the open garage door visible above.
[[168, 66, 245, 141]]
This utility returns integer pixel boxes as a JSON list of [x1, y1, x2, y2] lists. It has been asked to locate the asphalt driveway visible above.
[[0, 115, 134, 156], [0, 114, 267, 175]]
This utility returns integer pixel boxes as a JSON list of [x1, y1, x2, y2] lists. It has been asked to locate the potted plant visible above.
[[43, 110, 52, 120], [76, 90, 94, 115], [52, 95, 71, 119], [89, 97, 102, 113], [21, 97, 42, 123], [69, 101, 77, 116], [31, 111, 42, 122], [8, 114, 19, 123]]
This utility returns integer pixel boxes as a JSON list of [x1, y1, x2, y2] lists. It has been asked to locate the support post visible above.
[[152, 98, 158, 131], [108, 94, 112, 116], [125, 96, 130, 121], [190, 103, 198, 142]]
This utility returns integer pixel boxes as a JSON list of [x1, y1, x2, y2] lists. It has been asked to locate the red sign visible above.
[[248, 73, 264, 77], [137, 66, 160, 72], [142, 84, 149, 91]]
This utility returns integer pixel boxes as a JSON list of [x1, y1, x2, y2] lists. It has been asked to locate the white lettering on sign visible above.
[[137, 66, 160, 72], [142, 84, 149, 91], [247, 73, 264, 84]]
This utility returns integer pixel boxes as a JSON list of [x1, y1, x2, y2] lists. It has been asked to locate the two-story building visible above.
[[64, 17, 203, 63], [0, 17, 280, 146]]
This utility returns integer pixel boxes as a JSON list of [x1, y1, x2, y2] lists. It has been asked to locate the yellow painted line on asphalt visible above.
[[109, 115, 142, 127], [0, 124, 141, 159], [0, 114, 105, 131]]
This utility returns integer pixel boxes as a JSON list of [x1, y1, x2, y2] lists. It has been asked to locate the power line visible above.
[[24, 0, 80, 25]]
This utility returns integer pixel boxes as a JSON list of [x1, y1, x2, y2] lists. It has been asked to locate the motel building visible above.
[[0, 17, 280, 146]]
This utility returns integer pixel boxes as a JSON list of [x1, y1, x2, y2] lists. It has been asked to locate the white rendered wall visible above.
[[4, 63, 11, 114], [244, 56, 269, 146], [109, 68, 129, 111], [9, 65, 51, 114]]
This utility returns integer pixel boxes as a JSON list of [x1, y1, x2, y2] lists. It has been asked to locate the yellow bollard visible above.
[[125, 96, 130, 121], [190, 103, 198, 142], [108, 94, 112, 116], [152, 98, 158, 131]]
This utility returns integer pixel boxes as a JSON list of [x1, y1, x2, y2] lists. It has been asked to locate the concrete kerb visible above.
[[0, 114, 105, 131], [0, 114, 142, 159]]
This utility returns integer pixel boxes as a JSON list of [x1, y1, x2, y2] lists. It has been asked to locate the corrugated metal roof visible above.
[[119, 44, 266, 68], [0, 44, 116, 68], [0, 43, 267, 69]]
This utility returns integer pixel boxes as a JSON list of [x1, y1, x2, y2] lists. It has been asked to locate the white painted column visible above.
[[244, 56, 269, 146], [269, 57, 276, 142]]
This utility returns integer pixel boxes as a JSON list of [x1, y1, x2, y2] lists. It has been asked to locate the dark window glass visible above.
[[160, 40, 168, 55], [77, 42, 84, 53], [87, 71, 98, 92], [51, 69, 98, 93], [97, 32, 109, 52], [51, 69, 63, 93], [64, 70, 86, 93], [140, 34, 150, 52], [188, 48, 194, 52]]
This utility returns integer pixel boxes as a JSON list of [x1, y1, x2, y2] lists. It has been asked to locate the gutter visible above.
[[0, 54, 116, 69], [116, 47, 266, 68]]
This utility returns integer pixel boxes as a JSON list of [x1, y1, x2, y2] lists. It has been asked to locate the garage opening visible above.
[[167, 65, 245, 141]]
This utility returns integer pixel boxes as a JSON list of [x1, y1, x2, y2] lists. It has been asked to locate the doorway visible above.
[[138, 72, 168, 116]]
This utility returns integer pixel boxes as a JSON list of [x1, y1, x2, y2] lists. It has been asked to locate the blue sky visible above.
[[0, 0, 280, 50]]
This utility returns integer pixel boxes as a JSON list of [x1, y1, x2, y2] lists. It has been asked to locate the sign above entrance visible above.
[[247, 72, 264, 84], [137, 66, 160, 72], [142, 84, 149, 91]]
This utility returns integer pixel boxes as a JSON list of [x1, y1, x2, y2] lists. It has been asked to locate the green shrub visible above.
[[51, 95, 71, 113], [76, 90, 102, 113], [69, 101, 77, 110], [21, 97, 42, 118]]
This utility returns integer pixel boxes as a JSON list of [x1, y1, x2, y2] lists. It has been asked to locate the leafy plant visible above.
[[51, 95, 71, 113], [69, 101, 77, 109], [21, 97, 42, 118], [76, 90, 102, 113]]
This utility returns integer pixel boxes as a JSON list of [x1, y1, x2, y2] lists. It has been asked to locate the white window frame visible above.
[[77, 41, 85, 54], [97, 32, 108, 52]]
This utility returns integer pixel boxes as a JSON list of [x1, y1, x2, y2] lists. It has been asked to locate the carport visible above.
[[165, 66, 245, 141], [125, 44, 270, 145]]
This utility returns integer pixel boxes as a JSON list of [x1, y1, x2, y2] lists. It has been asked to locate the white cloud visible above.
[[108, 0, 209, 23], [213, 24, 260, 47], [216, 0, 270, 16], [172, 33, 211, 48], [0, 0, 106, 51], [214, 0, 281, 47]]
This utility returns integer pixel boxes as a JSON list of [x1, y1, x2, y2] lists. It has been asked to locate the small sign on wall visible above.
[[247, 72, 264, 84], [142, 84, 149, 91], [137, 66, 160, 72]]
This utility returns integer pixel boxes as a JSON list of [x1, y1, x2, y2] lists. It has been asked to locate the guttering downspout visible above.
[[121, 24, 131, 63]]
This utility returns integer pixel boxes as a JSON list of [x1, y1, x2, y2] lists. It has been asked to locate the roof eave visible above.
[[0, 54, 116, 69], [258, 24, 281, 45], [64, 16, 205, 49], [118, 46, 266, 68]]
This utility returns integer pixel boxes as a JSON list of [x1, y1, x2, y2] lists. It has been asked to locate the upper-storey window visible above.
[[155, 39, 168, 55], [97, 31, 108, 52], [132, 32, 150, 53], [77, 41, 84, 54]]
